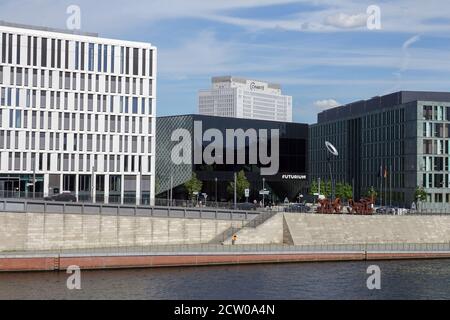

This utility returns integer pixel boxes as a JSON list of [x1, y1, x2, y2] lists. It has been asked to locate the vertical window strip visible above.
[[98, 44, 102, 72], [103, 44, 108, 73]]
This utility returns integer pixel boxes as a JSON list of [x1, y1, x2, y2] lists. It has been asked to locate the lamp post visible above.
[[234, 172, 237, 210], [170, 169, 173, 207], [325, 141, 339, 201], [33, 167, 36, 199], [262, 177, 266, 207], [215, 177, 218, 208]]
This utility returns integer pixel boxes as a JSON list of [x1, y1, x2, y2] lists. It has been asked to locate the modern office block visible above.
[[310, 91, 450, 211], [199, 76, 293, 122], [0, 21, 157, 204]]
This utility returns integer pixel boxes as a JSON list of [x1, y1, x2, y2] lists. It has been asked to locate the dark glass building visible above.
[[156, 115, 308, 203], [310, 91, 450, 211]]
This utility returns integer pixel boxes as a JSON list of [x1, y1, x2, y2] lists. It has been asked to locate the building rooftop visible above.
[[158, 114, 306, 126], [212, 76, 281, 90], [0, 20, 98, 37], [317, 91, 450, 123]]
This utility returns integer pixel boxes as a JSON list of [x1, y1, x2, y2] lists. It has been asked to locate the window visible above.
[[75, 41, 79, 69], [98, 44, 102, 72], [142, 48, 146, 76], [88, 43, 94, 71], [16, 35, 21, 65], [15, 110, 21, 128], [51, 39, 56, 67], [1, 33, 6, 63], [149, 50, 153, 77], [120, 47, 124, 74], [111, 46, 115, 73], [423, 105, 432, 120], [132, 97, 138, 114], [133, 48, 139, 75], [65, 40, 69, 69], [103, 45, 108, 72], [125, 47, 130, 74], [41, 38, 47, 67], [57, 40, 62, 68], [8, 34, 13, 64], [80, 42, 85, 70]]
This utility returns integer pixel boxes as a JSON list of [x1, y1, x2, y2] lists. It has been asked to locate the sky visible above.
[[2, 0, 450, 123]]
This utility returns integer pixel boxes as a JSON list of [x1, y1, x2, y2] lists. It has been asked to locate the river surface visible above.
[[0, 259, 449, 300]]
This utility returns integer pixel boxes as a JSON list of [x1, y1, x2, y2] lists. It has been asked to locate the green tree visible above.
[[366, 186, 378, 202], [227, 170, 250, 201], [184, 173, 203, 200], [336, 183, 353, 201], [414, 186, 427, 203], [309, 180, 318, 197], [309, 179, 331, 198]]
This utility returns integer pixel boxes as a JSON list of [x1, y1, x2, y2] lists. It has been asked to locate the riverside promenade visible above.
[[1, 199, 450, 272]]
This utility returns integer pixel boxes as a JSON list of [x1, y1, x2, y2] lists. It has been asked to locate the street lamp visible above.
[[325, 141, 339, 201], [215, 177, 218, 208], [262, 178, 266, 207]]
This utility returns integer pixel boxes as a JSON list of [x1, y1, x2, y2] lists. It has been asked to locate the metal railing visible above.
[[0, 198, 260, 221], [2, 242, 449, 257]]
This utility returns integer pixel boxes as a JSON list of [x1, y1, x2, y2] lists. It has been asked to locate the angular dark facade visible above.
[[156, 115, 308, 203]]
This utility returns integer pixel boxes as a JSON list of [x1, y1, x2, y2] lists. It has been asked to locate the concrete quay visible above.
[[1, 210, 449, 271]]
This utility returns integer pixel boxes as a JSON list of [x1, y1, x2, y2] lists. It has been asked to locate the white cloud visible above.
[[159, 31, 238, 79], [324, 13, 367, 29], [2, 0, 450, 35], [314, 99, 341, 109]]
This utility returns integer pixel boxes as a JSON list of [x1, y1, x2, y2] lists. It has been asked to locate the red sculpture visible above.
[[316, 198, 342, 214], [347, 198, 374, 215]]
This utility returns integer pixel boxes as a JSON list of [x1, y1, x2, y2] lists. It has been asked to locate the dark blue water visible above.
[[0, 259, 448, 300]]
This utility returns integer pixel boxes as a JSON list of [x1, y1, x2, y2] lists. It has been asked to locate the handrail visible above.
[[0, 198, 262, 221], [1, 242, 449, 257]]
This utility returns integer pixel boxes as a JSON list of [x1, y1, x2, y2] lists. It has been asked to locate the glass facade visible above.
[[310, 91, 450, 211], [156, 115, 308, 202]]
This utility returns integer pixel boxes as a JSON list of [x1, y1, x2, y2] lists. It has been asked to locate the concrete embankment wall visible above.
[[283, 213, 450, 245], [0, 212, 245, 252], [230, 213, 450, 245], [224, 213, 284, 245], [1, 211, 450, 253]]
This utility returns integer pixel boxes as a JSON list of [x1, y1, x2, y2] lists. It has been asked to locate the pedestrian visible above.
[[232, 234, 238, 245]]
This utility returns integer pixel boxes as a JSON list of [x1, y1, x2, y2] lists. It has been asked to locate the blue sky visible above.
[[2, 0, 450, 123]]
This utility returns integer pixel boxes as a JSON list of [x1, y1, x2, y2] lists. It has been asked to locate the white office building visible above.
[[0, 21, 157, 204], [199, 76, 292, 122]]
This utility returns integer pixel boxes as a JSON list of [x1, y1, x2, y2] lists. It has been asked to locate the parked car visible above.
[[376, 206, 398, 215], [44, 192, 77, 202], [285, 203, 311, 213]]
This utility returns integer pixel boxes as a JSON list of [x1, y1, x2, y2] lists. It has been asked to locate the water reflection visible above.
[[0, 259, 448, 300]]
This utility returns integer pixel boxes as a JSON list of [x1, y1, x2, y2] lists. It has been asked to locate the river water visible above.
[[0, 259, 448, 300]]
